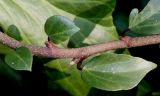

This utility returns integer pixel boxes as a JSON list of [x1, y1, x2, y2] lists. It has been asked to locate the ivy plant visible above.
[[0, 0, 159, 96]]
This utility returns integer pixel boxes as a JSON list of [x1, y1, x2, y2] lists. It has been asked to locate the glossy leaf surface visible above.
[[129, 0, 160, 35], [44, 15, 79, 44], [82, 53, 157, 91], [5, 47, 33, 71]]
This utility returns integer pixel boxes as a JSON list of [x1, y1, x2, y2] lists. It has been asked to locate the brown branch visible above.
[[0, 32, 160, 58]]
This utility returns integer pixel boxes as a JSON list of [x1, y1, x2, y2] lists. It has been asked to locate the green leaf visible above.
[[45, 59, 91, 96], [7, 25, 22, 41], [5, 47, 33, 71], [44, 67, 70, 81], [44, 15, 79, 44], [129, 0, 160, 35], [0, 43, 14, 55], [68, 0, 118, 47], [47, 0, 110, 15], [83, 24, 118, 45], [129, 8, 139, 26], [0, 0, 118, 46], [81, 53, 157, 91]]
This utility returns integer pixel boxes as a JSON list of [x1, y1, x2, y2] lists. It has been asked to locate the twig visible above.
[[0, 32, 160, 58]]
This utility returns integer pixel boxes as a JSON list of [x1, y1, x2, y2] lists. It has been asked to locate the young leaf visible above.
[[44, 15, 79, 44], [81, 53, 157, 91], [129, 0, 160, 35], [7, 25, 22, 41], [5, 47, 33, 71], [129, 8, 139, 26]]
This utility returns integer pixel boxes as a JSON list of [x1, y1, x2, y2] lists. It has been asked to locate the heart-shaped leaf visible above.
[[5, 47, 33, 71], [44, 15, 79, 44], [81, 53, 157, 91], [129, 0, 160, 35], [7, 25, 22, 41]]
